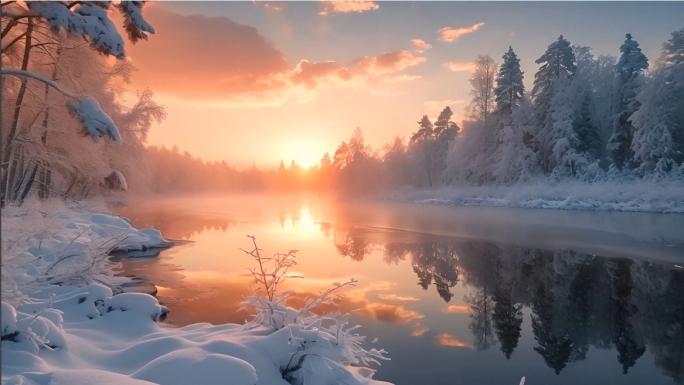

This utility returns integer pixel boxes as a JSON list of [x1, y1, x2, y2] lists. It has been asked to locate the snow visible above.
[[1, 202, 173, 305], [2, 286, 391, 385], [0, 69, 122, 145], [384, 179, 684, 213], [2, 203, 392, 385], [67, 97, 122, 145], [28, 2, 125, 58]]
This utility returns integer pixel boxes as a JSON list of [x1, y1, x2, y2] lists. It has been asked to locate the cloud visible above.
[[424, 99, 464, 110], [118, 7, 421, 107], [262, 2, 286, 11], [411, 39, 432, 53], [117, 7, 288, 99], [411, 324, 429, 337], [437, 22, 485, 42], [319, 1, 379, 15], [356, 303, 424, 324], [444, 61, 477, 72], [436, 333, 474, 348], [350, 50, 426, 75], [442, 305, 470, 313], [378, 294, 420, 301], [281, 280, 425, 325]]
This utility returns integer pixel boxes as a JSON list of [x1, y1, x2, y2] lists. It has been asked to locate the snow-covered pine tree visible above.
[[607, 34, 649, 171], [532, 35, 577, 174], [591, 55, 618, 162], [630, 28, 684, 180], [494, 47, 525, 116], [409, 116, 436, 188], [433, 106, 458, 185], [547, 74, 590, 179], [573, 91, 602, 161], [492, 97, 539, 184]]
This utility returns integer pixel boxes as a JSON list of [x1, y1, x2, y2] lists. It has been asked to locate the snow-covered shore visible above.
[[1, 201, 391, 385], [382, 180, 684, 213]]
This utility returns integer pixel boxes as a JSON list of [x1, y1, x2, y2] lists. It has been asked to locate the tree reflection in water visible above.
[[325, 225, 684, 382]]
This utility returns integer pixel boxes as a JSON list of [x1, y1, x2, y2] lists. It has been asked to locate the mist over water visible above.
[[115, 195, 684, 385]]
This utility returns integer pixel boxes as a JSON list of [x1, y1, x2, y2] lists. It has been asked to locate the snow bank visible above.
[[2, 202, 392, 385], [1, 201, 172, 304], [384, 180, 684, 213], [2, 286, 389, 385]]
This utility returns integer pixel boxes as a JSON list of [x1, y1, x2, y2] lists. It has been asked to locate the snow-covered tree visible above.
[[448, 55, 499, 184], [1, 1, 155, 205], [491, 97, 539, 183], [547, 74, 587, 179], [532, 35, 577, 173], [494, 47, 525, 116], [573, 91, 602, 161], [409, 116, 437, 188], [607, 34, 649, 170], [630, 28, 684, 180]]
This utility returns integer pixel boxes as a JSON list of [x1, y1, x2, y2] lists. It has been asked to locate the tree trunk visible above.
[[1, 20, 33, 206]]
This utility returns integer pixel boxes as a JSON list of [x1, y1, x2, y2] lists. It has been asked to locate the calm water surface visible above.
[[114, 195, 684, 385]]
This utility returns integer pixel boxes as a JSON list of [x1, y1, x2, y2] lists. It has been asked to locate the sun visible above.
[[278, 139, 324, 169]]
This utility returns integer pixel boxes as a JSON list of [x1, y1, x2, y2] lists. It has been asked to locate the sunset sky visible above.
[[119, 1, 684, 169]]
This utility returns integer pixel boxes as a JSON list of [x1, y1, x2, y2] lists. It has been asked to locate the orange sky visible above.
[[115, 1, 684, 169]]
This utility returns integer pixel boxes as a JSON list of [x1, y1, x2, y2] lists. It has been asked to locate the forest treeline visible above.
[[141, 29, 684, 196], [2, 1, 682, 203]]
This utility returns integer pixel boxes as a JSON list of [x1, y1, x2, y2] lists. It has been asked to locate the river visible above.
[[114, 194, 684, 385]]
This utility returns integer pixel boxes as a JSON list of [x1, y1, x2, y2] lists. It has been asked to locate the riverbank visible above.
[[382, 180, 684, 213], [1, 199, 392, 385]]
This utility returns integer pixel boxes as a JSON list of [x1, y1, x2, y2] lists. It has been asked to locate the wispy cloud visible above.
[[379, 294, 420, 301], [263, 2, 286, 11], [319, 1, 379, 15], [411, 324, 429, 337], [437, 22, 485, 42], [442, 305, 470, 313], [444, 61, 477, 72], [411, 39, 432, 53], [350, 50, 426, 75], [436, 333, 474, 348]]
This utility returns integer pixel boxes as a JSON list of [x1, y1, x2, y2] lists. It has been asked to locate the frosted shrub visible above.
[[239, 235, 389, 384]]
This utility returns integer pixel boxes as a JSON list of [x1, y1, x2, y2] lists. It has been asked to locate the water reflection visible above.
[[116, 198, 684, 384], [115, 206, 235, 240], [321, 225, 683, 381]]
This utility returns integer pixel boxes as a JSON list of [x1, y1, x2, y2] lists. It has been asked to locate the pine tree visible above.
[[410, 116, 436, 188], [494, 46, 525, 116], [548, 74, 591, 179], [631, 29, 684, 179], [574, 91, 602, 160], [492, 289, 523, 359], [434, 106, 455, 136], [492, 97, 539, 183], [607, 34, 649, 170], [532, 35, 577, 173]]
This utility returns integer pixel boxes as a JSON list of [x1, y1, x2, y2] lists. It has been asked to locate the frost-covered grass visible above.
[[383, 179, 684, 213], [1, 200, 392, 385]]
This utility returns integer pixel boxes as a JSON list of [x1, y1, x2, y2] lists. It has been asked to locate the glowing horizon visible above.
[[115, 1, 684, 170]]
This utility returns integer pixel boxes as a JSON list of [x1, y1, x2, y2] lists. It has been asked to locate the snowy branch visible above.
[[1, 68, 122, 144]]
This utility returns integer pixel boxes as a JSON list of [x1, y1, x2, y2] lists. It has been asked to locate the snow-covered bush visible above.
[[239, 235, 389, 384], [1, 203, 171, 304], [2, 298, 68, 354]]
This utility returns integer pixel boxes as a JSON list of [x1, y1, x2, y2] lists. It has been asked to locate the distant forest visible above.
[[2, 12, 683, 204], [143, 30, 684, 196]]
